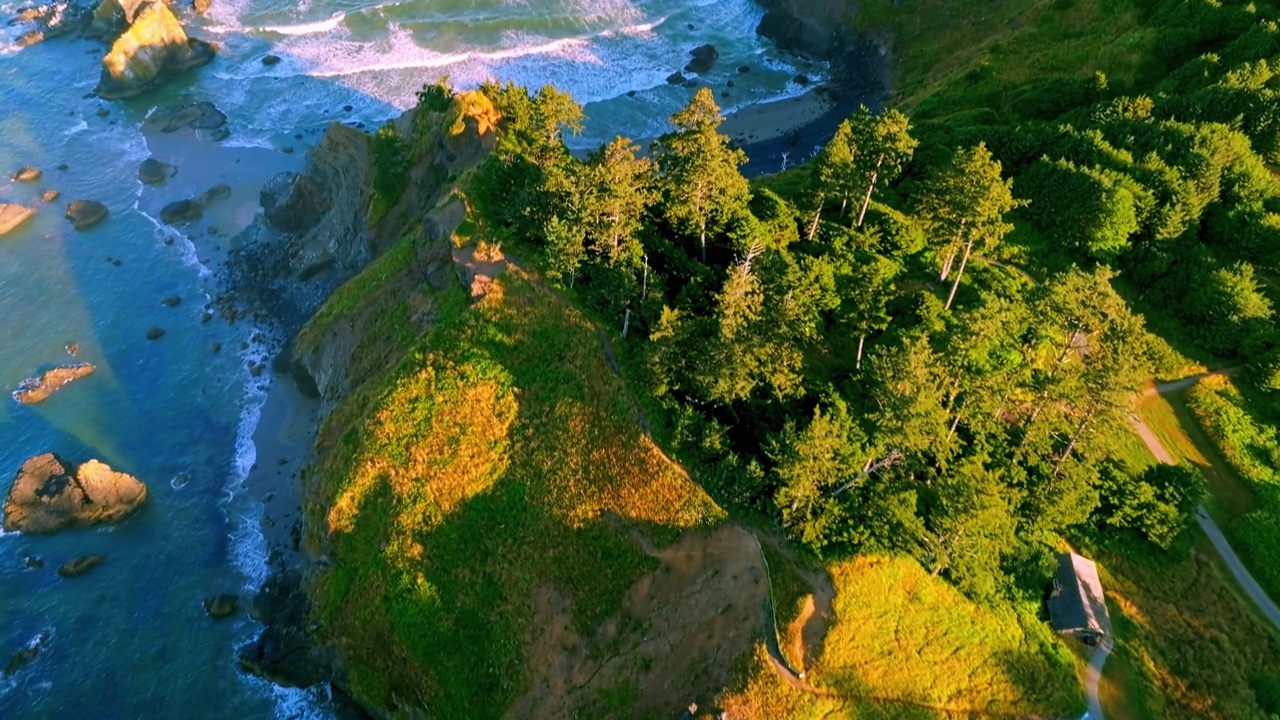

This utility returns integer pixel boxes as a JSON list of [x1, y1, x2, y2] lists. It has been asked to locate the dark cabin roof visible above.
[[1047, 552, 1110, 636]]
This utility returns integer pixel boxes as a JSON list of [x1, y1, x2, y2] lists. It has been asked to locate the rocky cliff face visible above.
[[754, 0, 854, 60], [95, 2, 214, 99]]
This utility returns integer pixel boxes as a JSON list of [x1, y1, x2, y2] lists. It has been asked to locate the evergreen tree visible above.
[[580, 137, 656, 267], [917, 144, 1023, 310], [849, 107, 918, 228], [653, 88, 750, 262]]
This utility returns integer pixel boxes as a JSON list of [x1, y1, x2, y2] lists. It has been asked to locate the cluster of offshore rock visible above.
[[6, 0, 215, 98]]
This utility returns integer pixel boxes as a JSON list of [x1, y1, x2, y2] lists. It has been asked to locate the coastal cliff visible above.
[[95, 1, 215, 98], [242, 88, 791, 719]]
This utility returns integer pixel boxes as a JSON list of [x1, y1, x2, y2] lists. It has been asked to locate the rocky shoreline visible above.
[[741, 0, 891, 176]]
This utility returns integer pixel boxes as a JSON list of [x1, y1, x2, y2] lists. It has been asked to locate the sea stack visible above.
[[95, 2, 215, 99]]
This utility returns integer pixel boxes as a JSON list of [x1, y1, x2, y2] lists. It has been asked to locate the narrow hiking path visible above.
[[1129, 375, 1280, 630]]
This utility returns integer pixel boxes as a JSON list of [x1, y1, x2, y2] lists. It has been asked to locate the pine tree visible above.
[[653, 88, 750, 262], [849, 107, 918, 228], [916, 143, 1024, 310], [580, 137, 657, 267]]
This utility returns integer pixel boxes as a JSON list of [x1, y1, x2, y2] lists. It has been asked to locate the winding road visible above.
[[1131, 371, 1280, 626]]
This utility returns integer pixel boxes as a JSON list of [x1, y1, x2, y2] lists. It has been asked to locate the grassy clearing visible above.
[[1079, 533, 1280, 719], [1184, 376, 1280, 601], [308, 264, 724, 717], [720, 556, 1085, 718], [852, 0, 1154, 118], [1135, 387, 1260, 518]]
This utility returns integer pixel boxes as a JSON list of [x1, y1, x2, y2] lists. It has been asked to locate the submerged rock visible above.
[[3, 454, 147, 533], [12, 363, 95, 404], [3, 632, 50, 676], [0, 204, 36, 236], [138, 157, 176, 184], [684, 43, 719, 74], [39, 189, 59, 203], [260, 172, 329, 234], [204, 594, 239, 619], [261, 54, 280, 66], [95, 3, 215, 99], [146, 101, 226, 133], [57, 555, 105, 577], [146, 327, 165, 340], [65, 200, 108, 230], [12, 166, 40, 182]]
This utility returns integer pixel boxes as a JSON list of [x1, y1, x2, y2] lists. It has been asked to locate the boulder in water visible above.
[[138, 157, 176, 184], [191, 0, 211, 15], [684, 43, 719, 74], [3, 454, 147, 533], [40, 189, 59, 203], [793, 74, 811, 85], [65, 200, 108, 230], [261, 54, 281, 66], [9, 1, 90, 46], [160, 183, 230, 224], [260, 172, 330, 234], [12, 166, 40, 182], [0, 204, 36, 236], [95, 3, 215, 99], [665, 71, 686, 85], [146, 101, 226, 133], [12, 363, 95, 404], [146, 327, 165, 340], [57, 555, 105, 577], [3, 632, 51, 676], [204, 594, 239, 619], [159, 198, 201, 224]]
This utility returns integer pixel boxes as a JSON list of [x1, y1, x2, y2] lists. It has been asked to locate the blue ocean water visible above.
[[0, 1, 817, 716]]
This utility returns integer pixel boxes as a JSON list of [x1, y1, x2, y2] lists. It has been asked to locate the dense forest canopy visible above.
[[370, 0, 1280, 607]]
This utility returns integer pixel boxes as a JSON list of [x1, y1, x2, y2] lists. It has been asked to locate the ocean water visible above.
[[0, 1, 817, 717]]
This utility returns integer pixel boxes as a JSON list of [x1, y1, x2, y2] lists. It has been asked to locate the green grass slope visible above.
[[304, 260, 724, 717], [721, 556, 1085, 719]]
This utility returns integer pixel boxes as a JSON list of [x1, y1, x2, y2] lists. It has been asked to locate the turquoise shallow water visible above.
[[0, 1, 816, 717]]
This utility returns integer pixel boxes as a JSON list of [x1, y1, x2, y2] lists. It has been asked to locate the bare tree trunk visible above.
[[947, 412, 962, 442], [944, 238, 975, 310], [807, 200, 823, 242], [840, 193, 849, 216], [856, 335, 866, 369], [855, 155, 884, 228], [699, 223, 707, 263], [940, 250, 956, 281], [1054, 412, 1093, 476], [621, 308, 631, 338]]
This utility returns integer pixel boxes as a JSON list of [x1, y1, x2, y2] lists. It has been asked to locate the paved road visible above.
[[1083, 638, 1114, 720], [1193, 507, 1280, 627], [1129, 382, 1280, 629]]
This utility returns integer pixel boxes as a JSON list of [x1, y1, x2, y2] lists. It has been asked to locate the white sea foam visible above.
[[138, 210, 211, 278], [255, 12, 345, 36]]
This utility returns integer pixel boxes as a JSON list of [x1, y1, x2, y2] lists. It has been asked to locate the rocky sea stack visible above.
[[95, 2, 215, 99], [2, 453, 148, 534]]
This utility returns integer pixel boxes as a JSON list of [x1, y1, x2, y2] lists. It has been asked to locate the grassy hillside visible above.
[[721, 556, 1085, 719], [851, 0, 1156, 118], [305, 258, 725, 716], [1185, 377, 1280, 600]]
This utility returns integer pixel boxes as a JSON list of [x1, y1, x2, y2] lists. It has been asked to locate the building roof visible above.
[[1047, 552, 1111, 636]]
